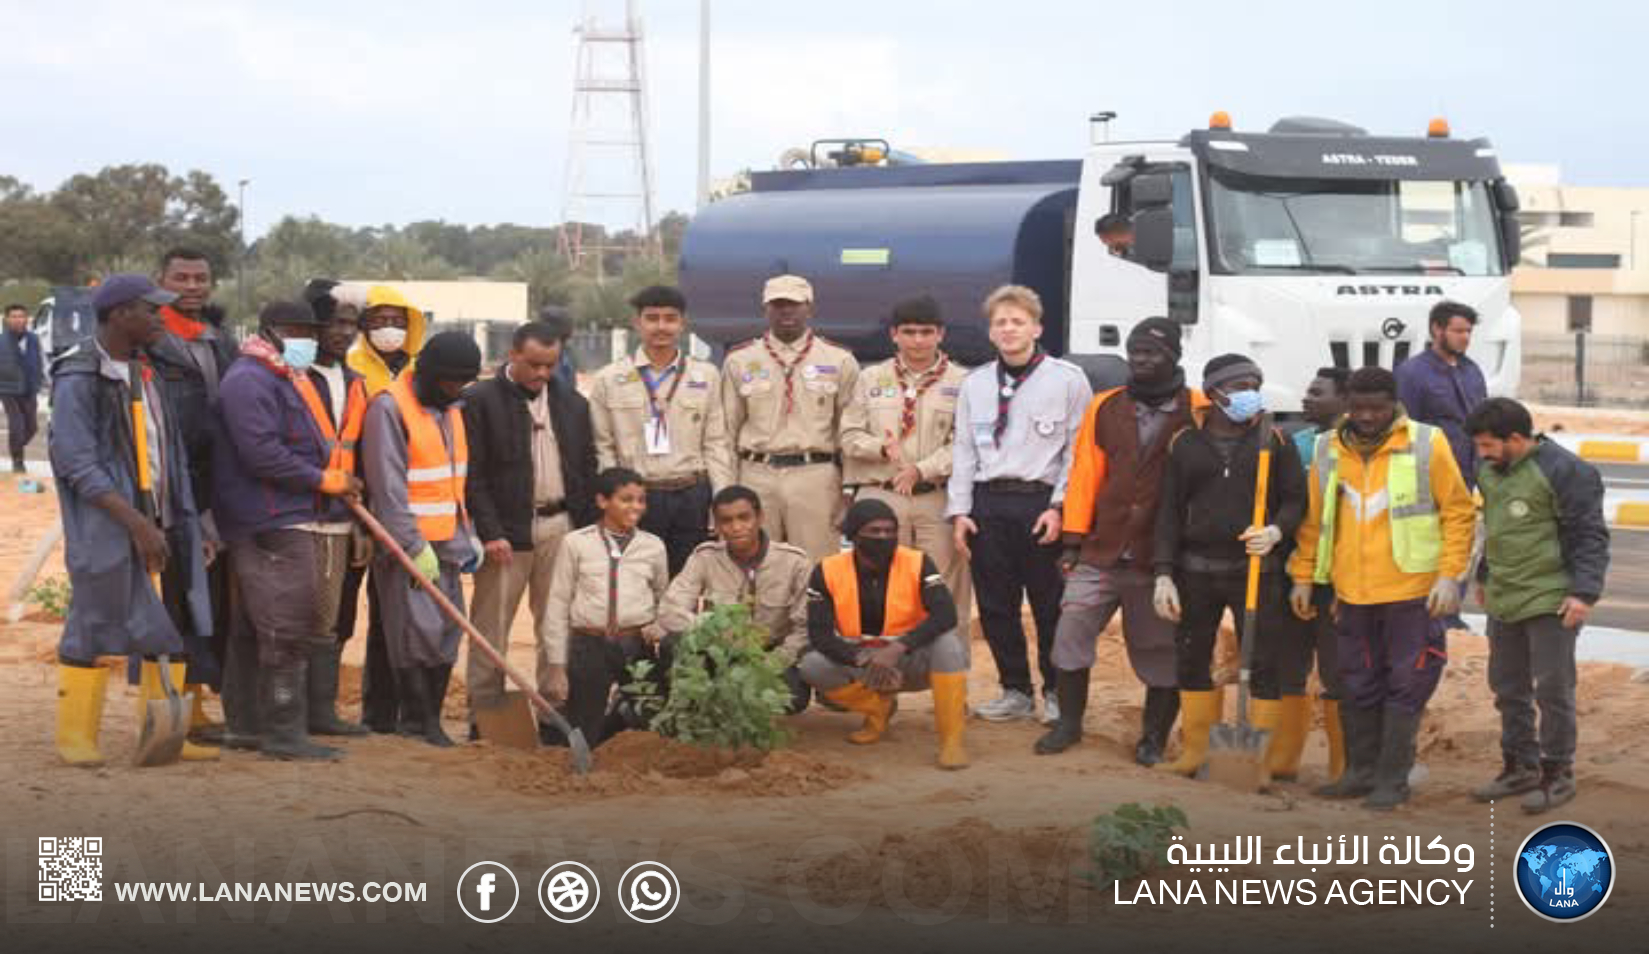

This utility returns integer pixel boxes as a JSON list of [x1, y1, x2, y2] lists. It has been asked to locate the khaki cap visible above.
[[762, 274, 814, 304]]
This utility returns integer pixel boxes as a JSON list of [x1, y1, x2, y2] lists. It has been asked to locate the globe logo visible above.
[[1513, 821, 1614, 922]]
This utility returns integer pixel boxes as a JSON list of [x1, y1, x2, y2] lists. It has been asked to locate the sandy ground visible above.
[[2, 483, 1647, 953]]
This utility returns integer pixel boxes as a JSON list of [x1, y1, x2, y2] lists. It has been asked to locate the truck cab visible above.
[[1073, 115, 1522, 409]]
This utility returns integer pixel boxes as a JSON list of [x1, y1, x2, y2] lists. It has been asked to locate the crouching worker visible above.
[[543, 467, 669, 747], [362, 331, 482, 748], [658, 485, 813, 713], [50, 275, 217, 765], [1467, 398, 1609, 814], [800, 498, 969, 769]]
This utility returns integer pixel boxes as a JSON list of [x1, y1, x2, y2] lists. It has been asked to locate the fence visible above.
[[1521, 333, 1649, 408]]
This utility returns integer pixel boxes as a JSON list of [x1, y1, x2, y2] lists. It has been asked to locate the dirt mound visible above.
[[427, 731, 863, 799], [780, 818, 1093, 920], [337, 662, 470, 718]]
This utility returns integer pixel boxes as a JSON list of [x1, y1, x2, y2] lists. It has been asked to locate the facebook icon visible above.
[[457, 862, 519, 923]]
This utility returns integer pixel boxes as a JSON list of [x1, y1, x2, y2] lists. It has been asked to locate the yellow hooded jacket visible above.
[[347, 284, 428, 396], [1287, 420, 1475, 606]]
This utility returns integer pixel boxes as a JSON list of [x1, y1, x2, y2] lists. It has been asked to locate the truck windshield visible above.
[[1206, 171, 1505, 277]]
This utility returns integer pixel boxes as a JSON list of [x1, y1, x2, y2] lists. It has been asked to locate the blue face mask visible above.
[[282, 337, 318, 372], [1221, 388, 1264, 423]]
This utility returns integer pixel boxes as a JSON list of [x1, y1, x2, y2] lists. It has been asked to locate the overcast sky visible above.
[[3, 0, 1639, 237]]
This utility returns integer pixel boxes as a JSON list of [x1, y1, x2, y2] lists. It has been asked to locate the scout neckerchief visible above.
[[728, 533, 769, 606], [994, 347, 1045, 442], [894, 354, 949, 438], [600, 526, 634, 638], [763, 330, 814, 415], [638, 349, 686, 441]]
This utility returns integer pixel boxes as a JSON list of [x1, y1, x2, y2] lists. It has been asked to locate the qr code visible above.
[[39, 837, 102, 901]]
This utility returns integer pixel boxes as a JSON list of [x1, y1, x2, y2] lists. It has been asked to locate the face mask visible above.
[[282, 337, 318, 372], [1221, 389, 1264, 423], [368, 327, 407, 353], [855, 537, 897, 571]]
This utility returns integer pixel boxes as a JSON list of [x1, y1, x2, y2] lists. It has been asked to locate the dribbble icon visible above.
[[618, 860, 680, 924]]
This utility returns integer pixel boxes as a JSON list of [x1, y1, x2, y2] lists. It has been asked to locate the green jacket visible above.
[[1478, 437, 1609, 622]]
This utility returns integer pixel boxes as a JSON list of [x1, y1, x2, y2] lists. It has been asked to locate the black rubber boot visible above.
[[259, 665, 342, 761], [1317, 704, 1382, 799], [1034, 668, 1090, 755], [1364, 706, 1423, 811], [421, 665, 455, 748], [395, 668, 429, 739], [308, 645, 368, 736], [1134, 687, 1180, 766]]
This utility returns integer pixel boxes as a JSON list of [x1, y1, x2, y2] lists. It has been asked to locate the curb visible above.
[[1605, 493, 1649, 528], [1548, 434, 1649, 464]]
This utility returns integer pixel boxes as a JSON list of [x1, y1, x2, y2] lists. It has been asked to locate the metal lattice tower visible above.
[[559, 0, 660, 275]]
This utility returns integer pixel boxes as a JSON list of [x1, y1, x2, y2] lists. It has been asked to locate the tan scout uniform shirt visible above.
[[721, 332, 860, 457], [589, 348, 732, 489], [657, 538, 812, 662], [839, 355, 968, 486], [543, 524, 669, 665]]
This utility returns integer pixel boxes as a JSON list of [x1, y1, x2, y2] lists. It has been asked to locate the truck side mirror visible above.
[[1133, 208, 1175, 270], [1499, 214, 1522, 269], [1131, 173, 1172, 209], [1493, 179, 1520, 212]]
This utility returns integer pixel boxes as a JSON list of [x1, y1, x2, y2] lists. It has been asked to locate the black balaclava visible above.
[[844, 498, 899, 571], [414, 331, 482, 409]]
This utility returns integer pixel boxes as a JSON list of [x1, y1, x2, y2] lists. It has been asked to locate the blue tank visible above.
[[679, 161, 1081, 366]]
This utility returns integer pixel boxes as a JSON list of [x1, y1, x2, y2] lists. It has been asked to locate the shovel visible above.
[[345, 500, 592, 774], [1205, 420, 1274, 791], [128, 368, 192, 767]]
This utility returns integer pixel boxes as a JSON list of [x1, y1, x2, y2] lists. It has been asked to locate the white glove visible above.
[[1426, 577, 1462, 618], [1153, 575, 1182, 623], [1239, 524, 1283, 557], [1289, 582, 1317, 621]]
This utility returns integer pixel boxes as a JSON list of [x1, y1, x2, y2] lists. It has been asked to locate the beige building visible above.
[[346, 278, 530, 362], [1507, 165, 1649, 336]]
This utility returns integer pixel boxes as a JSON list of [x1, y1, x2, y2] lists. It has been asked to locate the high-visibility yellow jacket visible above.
[[1287, 419, 1475, 606], [347, 284, 427, 396]]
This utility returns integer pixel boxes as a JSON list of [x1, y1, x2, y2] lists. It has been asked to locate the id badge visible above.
[[971, 420, 995, 448], [645, 418, 672, 456]]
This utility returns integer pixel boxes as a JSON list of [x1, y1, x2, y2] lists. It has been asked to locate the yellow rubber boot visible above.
[[138, 662, 220, 762], [1257, 696, 1312, 780], [929, 672, 970, 770], [56, 664, 109, 767], [1249, 697, 1282, 774], [1157, 689, 1222, 777], [185, 685, 219, 732], [822, 682, 895, 745], [1320, 698, 1346, 783]]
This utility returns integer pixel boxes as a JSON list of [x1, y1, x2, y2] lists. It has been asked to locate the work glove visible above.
[[1289, 581, 1317, 621], [1152, 574, 1182, 622], [1239, 524, 1283, 557], [411, 544, 441, 584], [1426, 577, 1462, 618]]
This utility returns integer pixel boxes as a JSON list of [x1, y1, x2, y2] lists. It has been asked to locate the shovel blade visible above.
[[134, 691, 191, 767], [473, 692, 540, 751], [566, 730, 593, 775], [1205, 723, 1270, 791]]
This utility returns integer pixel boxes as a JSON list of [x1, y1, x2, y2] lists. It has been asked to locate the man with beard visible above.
[[50, 275, 216, 764], [721, 274, 859, 563], [947, 285, 1092, 725], [147, 248, 238, 736], [800, 498, 969, 769], [361, 331, 482, 748], [1396, 301, 1488, 489], [1037, 317, 1206, 764], [1289, 367, 1475, 810], [464, 320, 597, 741], [212, 300, 365, 759]]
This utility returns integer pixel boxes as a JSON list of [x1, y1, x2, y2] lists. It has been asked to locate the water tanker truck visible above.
[[679, 115, 1523, 411]]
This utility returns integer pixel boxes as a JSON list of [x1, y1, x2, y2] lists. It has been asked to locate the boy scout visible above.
[[720, 274, 859, 563], [589, 285, 731, 575], [839, 294, 971, 619], [658, 485, 813, 712]]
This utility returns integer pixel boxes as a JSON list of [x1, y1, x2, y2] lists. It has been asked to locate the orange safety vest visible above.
[[292, 374, 368, 475], [821, 546, 927, 644], [387, 376, 468, 542]]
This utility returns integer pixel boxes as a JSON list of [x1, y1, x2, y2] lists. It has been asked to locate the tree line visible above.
[[0, 164, 684, 329]]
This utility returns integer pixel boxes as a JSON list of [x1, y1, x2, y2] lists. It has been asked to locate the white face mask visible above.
[[368, 327, 407, 353]]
